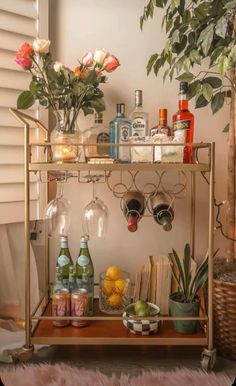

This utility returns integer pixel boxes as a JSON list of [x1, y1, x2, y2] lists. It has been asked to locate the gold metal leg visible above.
[[190, 171, 196, 259], [208, 143, 215, 351]]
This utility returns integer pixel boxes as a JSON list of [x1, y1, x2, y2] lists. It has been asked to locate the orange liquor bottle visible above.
[[172, 82, 194, 163], [150, 108, 172, 137]]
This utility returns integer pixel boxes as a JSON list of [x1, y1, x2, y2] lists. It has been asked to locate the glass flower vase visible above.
[[50, 110, 81, 163]]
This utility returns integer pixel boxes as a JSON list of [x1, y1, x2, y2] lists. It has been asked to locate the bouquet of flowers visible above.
[[15, 38, 120, 133]]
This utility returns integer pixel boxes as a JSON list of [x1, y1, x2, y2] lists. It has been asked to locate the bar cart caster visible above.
[[201, 348, 216, 372], [9, 345, 34, 363]]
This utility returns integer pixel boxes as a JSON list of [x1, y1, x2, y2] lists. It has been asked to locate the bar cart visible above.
[[9, 108, 216, 371]]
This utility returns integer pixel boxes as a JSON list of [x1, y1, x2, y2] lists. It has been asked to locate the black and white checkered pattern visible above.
[[123, 314, 161, 335]]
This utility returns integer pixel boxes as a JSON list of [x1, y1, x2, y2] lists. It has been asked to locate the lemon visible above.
[[107, 293, 122, 308], [102, 277, 115, 296], [106, 265, 121, 281], [115, 278, 126, 294]]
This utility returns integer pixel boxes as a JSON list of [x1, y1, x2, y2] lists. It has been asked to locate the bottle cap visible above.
[[179, 82, 188, 93], [117, 103, 125, 115], [159, 108, 167, 119], [95, 112, 103, 124], [61, 235, 68, 241], [128, 216, 138, 232], [81, 235, 89, 243]]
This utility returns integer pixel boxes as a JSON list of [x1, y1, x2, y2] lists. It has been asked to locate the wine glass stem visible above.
[[57, 181, 64, 198], [92, 181, 96, 201]]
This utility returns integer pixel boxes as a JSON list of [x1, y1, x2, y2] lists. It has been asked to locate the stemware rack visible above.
[[9, 108, 216, 371]]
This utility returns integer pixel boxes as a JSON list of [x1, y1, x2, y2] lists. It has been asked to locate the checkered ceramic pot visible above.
[[123, 303, 161, 335]]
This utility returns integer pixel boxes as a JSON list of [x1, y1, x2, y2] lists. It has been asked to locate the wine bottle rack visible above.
[[9, 108, 216, 371]]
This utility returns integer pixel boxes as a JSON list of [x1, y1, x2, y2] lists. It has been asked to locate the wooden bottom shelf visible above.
[[31, 300, 207, 346]]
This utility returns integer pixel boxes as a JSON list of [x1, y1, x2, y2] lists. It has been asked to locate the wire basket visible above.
[[213, 279, 236, 360]]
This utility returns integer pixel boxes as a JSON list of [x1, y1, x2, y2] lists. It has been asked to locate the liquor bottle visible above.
[[56, 236, 74, 286], [151, 192, 174, 231], [172, 82, 194, 163], [150, 109, 172, 136], [109, 103, 131, 162], [83, 113, 109, 161], [68, 266, 77, 293], [53, 266, 64, 293], [76, 236, 94, 315], [122, 190, 145, 232], [130, 90, 148, 137]]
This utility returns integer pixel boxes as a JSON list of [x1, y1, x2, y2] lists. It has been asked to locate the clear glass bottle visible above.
[[56, 236, 74, 286], [53, 266, 64, 293], [172, 82, 194, 163], [109, 103, 131, 162], [150, 109, 172, 136], [75, 236, 94, 315], [68, 266, 77, 293], [121, 190, 145, 232], [82, 113, 109, 161], [151, 192, 174, 231], [130, 90, 148, 137]]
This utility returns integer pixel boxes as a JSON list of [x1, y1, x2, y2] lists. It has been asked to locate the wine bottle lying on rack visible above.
[[122, 191, 145, 232], [151, 192, 174, 231]]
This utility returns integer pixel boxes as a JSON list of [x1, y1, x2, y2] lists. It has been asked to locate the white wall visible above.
[[49, 0, 229, 282]]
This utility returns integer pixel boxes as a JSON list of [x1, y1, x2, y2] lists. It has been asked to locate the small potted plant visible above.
[[168, 244, 208, 334]]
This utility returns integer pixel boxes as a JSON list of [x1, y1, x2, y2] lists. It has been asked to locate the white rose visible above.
[[33, 38, 51, 53], [93, 49, 107, 65], [54, 61, 64, 72]]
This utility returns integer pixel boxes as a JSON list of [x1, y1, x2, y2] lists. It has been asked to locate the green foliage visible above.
[[142, 0, 236, 119], [168, 244, 209, 302], [17, 52, 107, 121]]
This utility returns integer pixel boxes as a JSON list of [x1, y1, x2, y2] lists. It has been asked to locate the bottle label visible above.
[[97, 132, 109, 143], [119, 124, 130, 161], [80, 242, 87, 248], [58, 254, 70, 266], [97, 132, 109, 155], [132, 117, 146, 136], [77, 254, 89, 267], [173, 119, 191, 131]]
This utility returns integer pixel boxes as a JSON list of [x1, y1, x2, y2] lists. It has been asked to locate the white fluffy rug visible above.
[[0, 363, 233, 386]]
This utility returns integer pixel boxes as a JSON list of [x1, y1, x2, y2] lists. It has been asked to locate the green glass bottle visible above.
[[56, 236, 74, 286], [68, 266, 77, 293], [76, 236, 94, 315], [53, 266, 64, 293]]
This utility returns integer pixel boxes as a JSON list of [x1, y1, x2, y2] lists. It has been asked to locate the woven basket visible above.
[[213, 279, 236, 360]]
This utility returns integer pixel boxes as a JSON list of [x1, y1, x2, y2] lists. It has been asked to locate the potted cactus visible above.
[[168, 244, 208, 334]]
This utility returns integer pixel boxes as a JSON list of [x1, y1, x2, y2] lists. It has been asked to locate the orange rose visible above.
[[16, 42, 34, 59], [74, 66, 87, 78], [103, 55, 120, 72]]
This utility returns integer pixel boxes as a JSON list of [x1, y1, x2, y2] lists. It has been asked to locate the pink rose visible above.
[[103, 55, 120, 72], [15, 56, 32, 70], [81, 52, 94, 67]]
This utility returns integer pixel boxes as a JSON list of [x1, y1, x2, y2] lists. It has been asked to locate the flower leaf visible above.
[[17, 91, 35, 109]]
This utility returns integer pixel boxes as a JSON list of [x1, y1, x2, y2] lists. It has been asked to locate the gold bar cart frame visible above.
[[9, 108, 215, 367]]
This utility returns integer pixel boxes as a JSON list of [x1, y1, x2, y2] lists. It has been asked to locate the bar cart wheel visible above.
[[201, 348, 216, 372], [9, 345, 34, 363]]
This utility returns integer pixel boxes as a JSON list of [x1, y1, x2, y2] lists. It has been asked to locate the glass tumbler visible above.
[[130, 136, 153, 163]]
